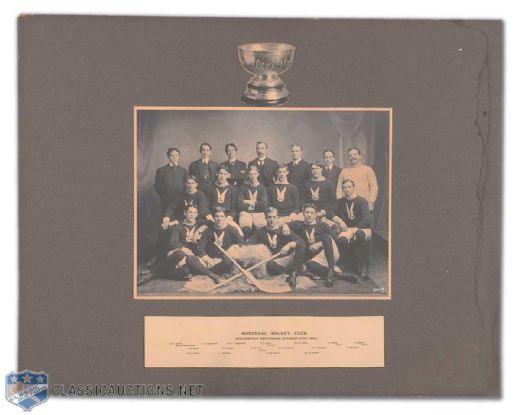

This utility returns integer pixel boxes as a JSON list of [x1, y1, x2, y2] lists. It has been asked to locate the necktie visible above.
[[203, 161, 208, 179]]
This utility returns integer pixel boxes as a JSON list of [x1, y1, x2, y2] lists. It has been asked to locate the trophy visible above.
[[237, 42, 296, 106]]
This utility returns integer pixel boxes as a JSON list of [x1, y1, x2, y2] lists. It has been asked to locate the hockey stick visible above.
[[184, 251, 284, 293], [213, 243, 292, 294]]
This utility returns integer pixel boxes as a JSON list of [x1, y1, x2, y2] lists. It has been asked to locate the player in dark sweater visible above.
[[138, 205, 207, 285], [328, 179, 372, 279], [164, 175, 210, 221], [207, 165, 243, 236], [222, 143, 248, 188], [267, 164, 301, 220], [187, 207, 245, 283], [288, 204, 339, 287], [237, 165, 268, 238], [208, 165, 238, 218], [153, 176, 210, 263], [247, 207, 306, 288], [287, 144, 312, 194], [301, 161, 336, 220]]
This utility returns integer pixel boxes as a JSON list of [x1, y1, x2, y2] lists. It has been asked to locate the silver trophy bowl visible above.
[[237, 42, 296, 106]]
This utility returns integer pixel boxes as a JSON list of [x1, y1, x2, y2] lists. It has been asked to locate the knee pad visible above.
[[355, 230, 366, 241]]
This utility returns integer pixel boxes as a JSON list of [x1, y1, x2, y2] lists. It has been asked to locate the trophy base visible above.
[[241, 94, 289, 106], [242, 74, 290, 106]]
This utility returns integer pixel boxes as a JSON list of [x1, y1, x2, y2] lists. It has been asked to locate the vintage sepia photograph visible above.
[[134, 107, 392, 299]]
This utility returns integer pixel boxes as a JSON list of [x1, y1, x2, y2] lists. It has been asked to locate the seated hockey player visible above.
[[138, 205, 206, 285], [152, 175, 211, 264], [247, 207, 306, 288], [164, 175, 211, 222], [267, 164, 301, 224], [328, 179, 372, 280], [187, 207, 245, 284], [288, 203, 340, 288], [237, 165, 268, 238], [207, 164, 242, 235], [301, 161, 336, 222]]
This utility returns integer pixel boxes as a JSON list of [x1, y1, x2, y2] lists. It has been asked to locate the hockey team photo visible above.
[[134, 107, 392, 299]]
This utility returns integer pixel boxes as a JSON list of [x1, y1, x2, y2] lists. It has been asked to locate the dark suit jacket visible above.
[[287, 159, 311, 192], [248, 157, 278, 186], [323, 165, 341, 188], [188, 159, 219, 197], [154, 164, 187, 213], [222, 159, 248, 188]]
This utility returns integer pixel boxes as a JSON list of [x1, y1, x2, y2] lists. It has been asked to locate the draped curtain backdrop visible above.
[[137, 110, 389, 260]]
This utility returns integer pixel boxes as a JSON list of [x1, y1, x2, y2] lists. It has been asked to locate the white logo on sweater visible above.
[[346, 201, 355, 220], [276, 186, 287, 202], [248, 189, 257, 202], [214, 231, 225, 247], [267, 232, 278, 249], [216, 187, 228, 204], [185, 226, 196, 243], [310, 186, 320, 201], [305, 228, 316, 244]]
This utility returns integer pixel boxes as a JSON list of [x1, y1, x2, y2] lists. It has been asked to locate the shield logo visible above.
[[5, 370, 49, 411]]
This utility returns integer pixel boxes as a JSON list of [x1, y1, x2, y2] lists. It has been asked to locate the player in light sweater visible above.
[[336, 147, 379, 212]]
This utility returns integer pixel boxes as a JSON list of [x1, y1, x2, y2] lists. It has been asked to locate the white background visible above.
[[1, 0, 518, 413]]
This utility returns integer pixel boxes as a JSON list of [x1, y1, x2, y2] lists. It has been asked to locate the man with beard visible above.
[[189, 142, 219, 198], [287, 144, 311, 194], [154, 147, 187, 216], [247, 207, 305, 288], [221, 143, 248, 188], [288, 204, 339, 288], [322, 149, 341, 186], [138, 205, 206, 285], [336, 147, 378, 212], [329, 179, 372, 280], [187, 207, 245, 284], [248, 141, 279, 186], [237, 165, 268, 238], [267, 164, 301, 223], [301, 161, 336, 221]]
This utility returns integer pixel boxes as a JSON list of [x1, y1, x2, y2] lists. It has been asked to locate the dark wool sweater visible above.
[[168, 220, 205, 252], [247, 226, 302, 254], [208, 184, 238, 218], [165, 190, 210, 220], [327, 196, 371, 229], [196, 225, 244, 258], [301, 179, 336, 213], [288, 220, 334, 246], [267, 183, 300, 216], [236, 183, 268, 213]]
